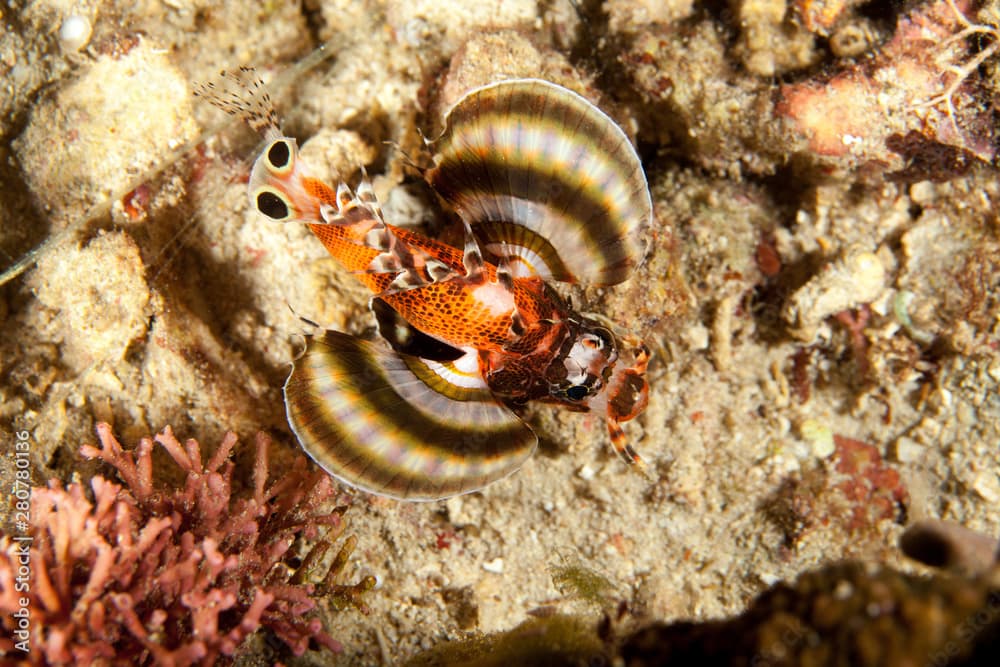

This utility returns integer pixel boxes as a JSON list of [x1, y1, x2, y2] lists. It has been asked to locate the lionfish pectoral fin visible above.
[[284, 330, 537, 501], [427, 79, 653, 286], [482, 224, 570, 281]]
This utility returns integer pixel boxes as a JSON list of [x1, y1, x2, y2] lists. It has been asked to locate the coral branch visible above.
[[0, 424, 370, 664]]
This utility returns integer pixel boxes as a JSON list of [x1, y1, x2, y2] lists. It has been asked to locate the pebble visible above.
[[59, 15, 92, 52], [14, 38, 198, 227], [800, 419, 835, 458], [987, 360, 1000, 384], [482, 558, 504, 574], [971, 472, 1000, 504], [891, 436, 923, 464], [682, 322, 710, 351], [783, 246, 886, 341]]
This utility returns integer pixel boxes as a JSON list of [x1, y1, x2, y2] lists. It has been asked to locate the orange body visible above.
[[303, 177, 571, 401]]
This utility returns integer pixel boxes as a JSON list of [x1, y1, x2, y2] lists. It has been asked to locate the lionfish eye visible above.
[[596, 327, 615, 350], [266, 139, 293, 172], [566, 385, 589, 401], [255, 188, 291, 220]]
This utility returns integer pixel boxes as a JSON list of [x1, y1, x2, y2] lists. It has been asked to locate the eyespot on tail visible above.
[[248, 136, 326, 223], [246, 134, 386, 228], [194, 65, 281, 139]]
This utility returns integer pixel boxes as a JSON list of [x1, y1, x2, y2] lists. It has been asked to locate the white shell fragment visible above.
[[799, 419, 835, 459], [482, 558, 505, 574], [59, 15, 93, 52], [783, 246, 887, 342]]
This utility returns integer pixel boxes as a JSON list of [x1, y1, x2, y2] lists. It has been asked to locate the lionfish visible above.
[[205, 72, 653, 500]]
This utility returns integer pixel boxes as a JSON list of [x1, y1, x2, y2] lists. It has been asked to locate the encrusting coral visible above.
[[406, 562, 1000, 667], [0, 423, 374, 665]]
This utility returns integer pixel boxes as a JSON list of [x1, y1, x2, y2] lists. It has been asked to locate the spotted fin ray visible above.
[[284, 331, 537, 501], [426, 78, 652, 287]]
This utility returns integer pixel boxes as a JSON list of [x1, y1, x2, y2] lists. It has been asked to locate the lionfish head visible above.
[[548, 317, 650, 463]]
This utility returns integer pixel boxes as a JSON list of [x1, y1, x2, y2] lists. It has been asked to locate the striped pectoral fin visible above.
[[427, 78, 653, 286], [284, 331, 537, 501], [479, 223, 571, 282]]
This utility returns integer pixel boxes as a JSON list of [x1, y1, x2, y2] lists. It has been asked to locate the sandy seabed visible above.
[[2, 0, 999, 664]]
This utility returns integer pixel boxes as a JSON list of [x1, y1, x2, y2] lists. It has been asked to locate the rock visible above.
[[31, 231, 150, 370], [13, 37, 198, 228], [783, 247, 887, 341]]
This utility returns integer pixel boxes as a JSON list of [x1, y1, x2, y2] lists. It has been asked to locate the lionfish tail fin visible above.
[[194, 65, 281, 139]]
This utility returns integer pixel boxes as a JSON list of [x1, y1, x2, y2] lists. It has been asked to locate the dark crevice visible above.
[[299, 0, 327, 50]]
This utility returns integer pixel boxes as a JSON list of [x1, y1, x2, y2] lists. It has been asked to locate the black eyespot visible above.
[[566, 385, 588, 401], [257, 190, 289, 219], [267, 140, 291, 169]]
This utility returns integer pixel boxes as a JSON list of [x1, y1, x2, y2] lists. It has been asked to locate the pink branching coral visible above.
[[0, 424, 374, 665]]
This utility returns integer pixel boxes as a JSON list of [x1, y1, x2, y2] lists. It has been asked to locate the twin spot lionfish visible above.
[[203, 71, 653, 500]]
